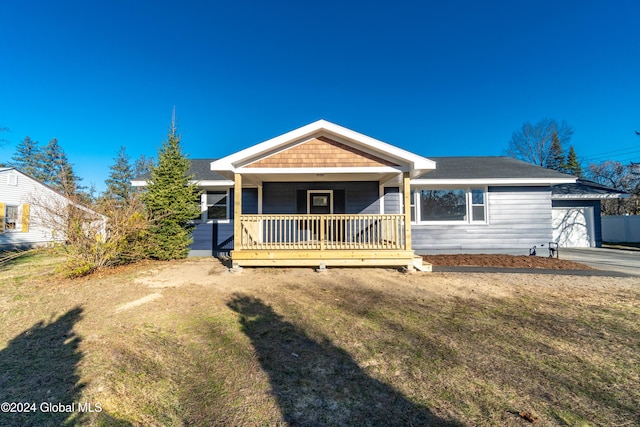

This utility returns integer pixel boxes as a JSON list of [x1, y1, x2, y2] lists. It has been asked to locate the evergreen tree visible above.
[[104, 146, 134, 205], [133, 154, 154, 178], [142, 123, 201, 260], [10, 136, 46, 180], [42, 138, 82, 195], [565, 145, 582, 177], [547, 131, 566, 172]]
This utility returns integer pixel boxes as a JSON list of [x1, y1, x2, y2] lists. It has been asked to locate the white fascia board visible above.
[[195, 180, 235, 187], [132, 179, 234, 188], [411, 177, 578, 186], [210, 120, 436, 176], [237, 166, 408, 175]]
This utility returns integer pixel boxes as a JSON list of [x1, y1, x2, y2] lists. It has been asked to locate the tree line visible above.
[[507, 118, 640, 215], [2, 122, 200, 276], [3, 117, 638, 275]]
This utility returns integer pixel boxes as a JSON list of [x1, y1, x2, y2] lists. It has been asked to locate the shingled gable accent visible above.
[[245, 136, 399, 168], [210, 120, 437, 179]]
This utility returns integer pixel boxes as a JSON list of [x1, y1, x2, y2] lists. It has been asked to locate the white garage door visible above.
[[552, 207, 595, 247]]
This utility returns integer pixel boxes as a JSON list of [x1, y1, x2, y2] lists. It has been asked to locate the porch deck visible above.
[[232, 214, 416, 268]]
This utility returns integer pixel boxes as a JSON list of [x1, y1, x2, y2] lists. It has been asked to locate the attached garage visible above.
[[552, 206, 595, 247], [551, 180, 628, 248]]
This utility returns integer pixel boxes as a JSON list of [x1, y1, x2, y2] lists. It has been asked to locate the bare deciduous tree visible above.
[[587, 160, 640, 215], [28, 178, 150, 277], [507, 118, 574, 168]]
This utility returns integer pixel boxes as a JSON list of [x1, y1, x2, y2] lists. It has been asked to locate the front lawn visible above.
[[1, 252, 638, 426]]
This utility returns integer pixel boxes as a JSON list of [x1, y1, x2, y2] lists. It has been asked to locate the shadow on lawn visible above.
[[228, 294, 461, 427], [0, 307, 85, 426], [0, 306, 130, 427]]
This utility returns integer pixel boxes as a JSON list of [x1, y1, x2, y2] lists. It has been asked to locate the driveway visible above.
[[560, 248, 640, 277]]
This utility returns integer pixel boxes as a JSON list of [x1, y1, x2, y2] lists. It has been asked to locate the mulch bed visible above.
[[422, 254, 595, 270]]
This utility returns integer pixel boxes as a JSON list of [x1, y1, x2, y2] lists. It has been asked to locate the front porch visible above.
[[233, 213, 416, 268], [208, 120, 436, 269]]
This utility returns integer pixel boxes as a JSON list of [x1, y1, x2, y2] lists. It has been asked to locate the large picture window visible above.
[[411, 188, 486, 224], [419, 189, 466, 221]]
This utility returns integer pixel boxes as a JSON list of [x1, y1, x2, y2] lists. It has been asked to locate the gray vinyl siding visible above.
[[190, 186, 249, 256], [383, 187, 401, 214], [191, 223, 213, 254], [190, 221, 234, 256], [262, 182, 380, 214], [412, 186, 554, 253], [552, 199, 602, 247], [242, 188, 259, 214]]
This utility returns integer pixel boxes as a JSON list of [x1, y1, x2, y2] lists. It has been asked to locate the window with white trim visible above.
[[4, 205, 21, 231], [205, 191, 228, 220], [411, 187, 487, 224]]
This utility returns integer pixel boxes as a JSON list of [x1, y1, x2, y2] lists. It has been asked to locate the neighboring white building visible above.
[[0, 167, 103, 250]]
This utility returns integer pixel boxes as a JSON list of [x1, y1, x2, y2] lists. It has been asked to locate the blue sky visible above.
[[1, 0, 639, 192]]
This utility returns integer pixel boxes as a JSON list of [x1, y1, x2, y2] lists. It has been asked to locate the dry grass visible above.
[[0, 251, 639, 426]]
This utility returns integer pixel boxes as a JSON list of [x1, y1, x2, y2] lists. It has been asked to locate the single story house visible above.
[[133, 120, 623, 269], [0, 167, 103, 251]]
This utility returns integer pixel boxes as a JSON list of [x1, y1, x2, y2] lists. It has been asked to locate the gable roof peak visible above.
[[211, 121, 436, 178]]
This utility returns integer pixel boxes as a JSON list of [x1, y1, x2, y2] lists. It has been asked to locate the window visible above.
[[206, 191, 228, 220], [471, 188, 485, 222], [410, 190, 416, 222], [312, 195, 328, 207], [8, 173, 18, 186], [412, 188, 487, 224], [419, 189, 467, 221], [4, 205, 20, 231]]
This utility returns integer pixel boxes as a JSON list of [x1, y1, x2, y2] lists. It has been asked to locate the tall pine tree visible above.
[[11, 136, 46, 180], [104, 146, 134, 206], [565, 145, 582, 177], [41, 138, 82, 195], [142, 122, 201, 260], [547, 131, 566, 172]]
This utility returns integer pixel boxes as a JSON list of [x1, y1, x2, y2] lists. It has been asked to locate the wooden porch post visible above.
[[234, 173, 242, 251], [403, 172, 412, 251]]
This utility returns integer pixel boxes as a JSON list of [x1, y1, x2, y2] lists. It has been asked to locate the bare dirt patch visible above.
[[422, 254, 595, 270]]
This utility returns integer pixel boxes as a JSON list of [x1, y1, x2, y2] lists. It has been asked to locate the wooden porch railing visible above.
[[239, 214, 406, 250]]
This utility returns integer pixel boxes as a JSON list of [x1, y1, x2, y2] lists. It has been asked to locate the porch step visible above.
[[413, 256, 432, 273]]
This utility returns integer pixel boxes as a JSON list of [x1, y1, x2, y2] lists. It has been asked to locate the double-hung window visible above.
[[5, 205, 19, 230], [205, 191, 228, 220], [1, 204, 23, 232], [411, 187, 487, 224]]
